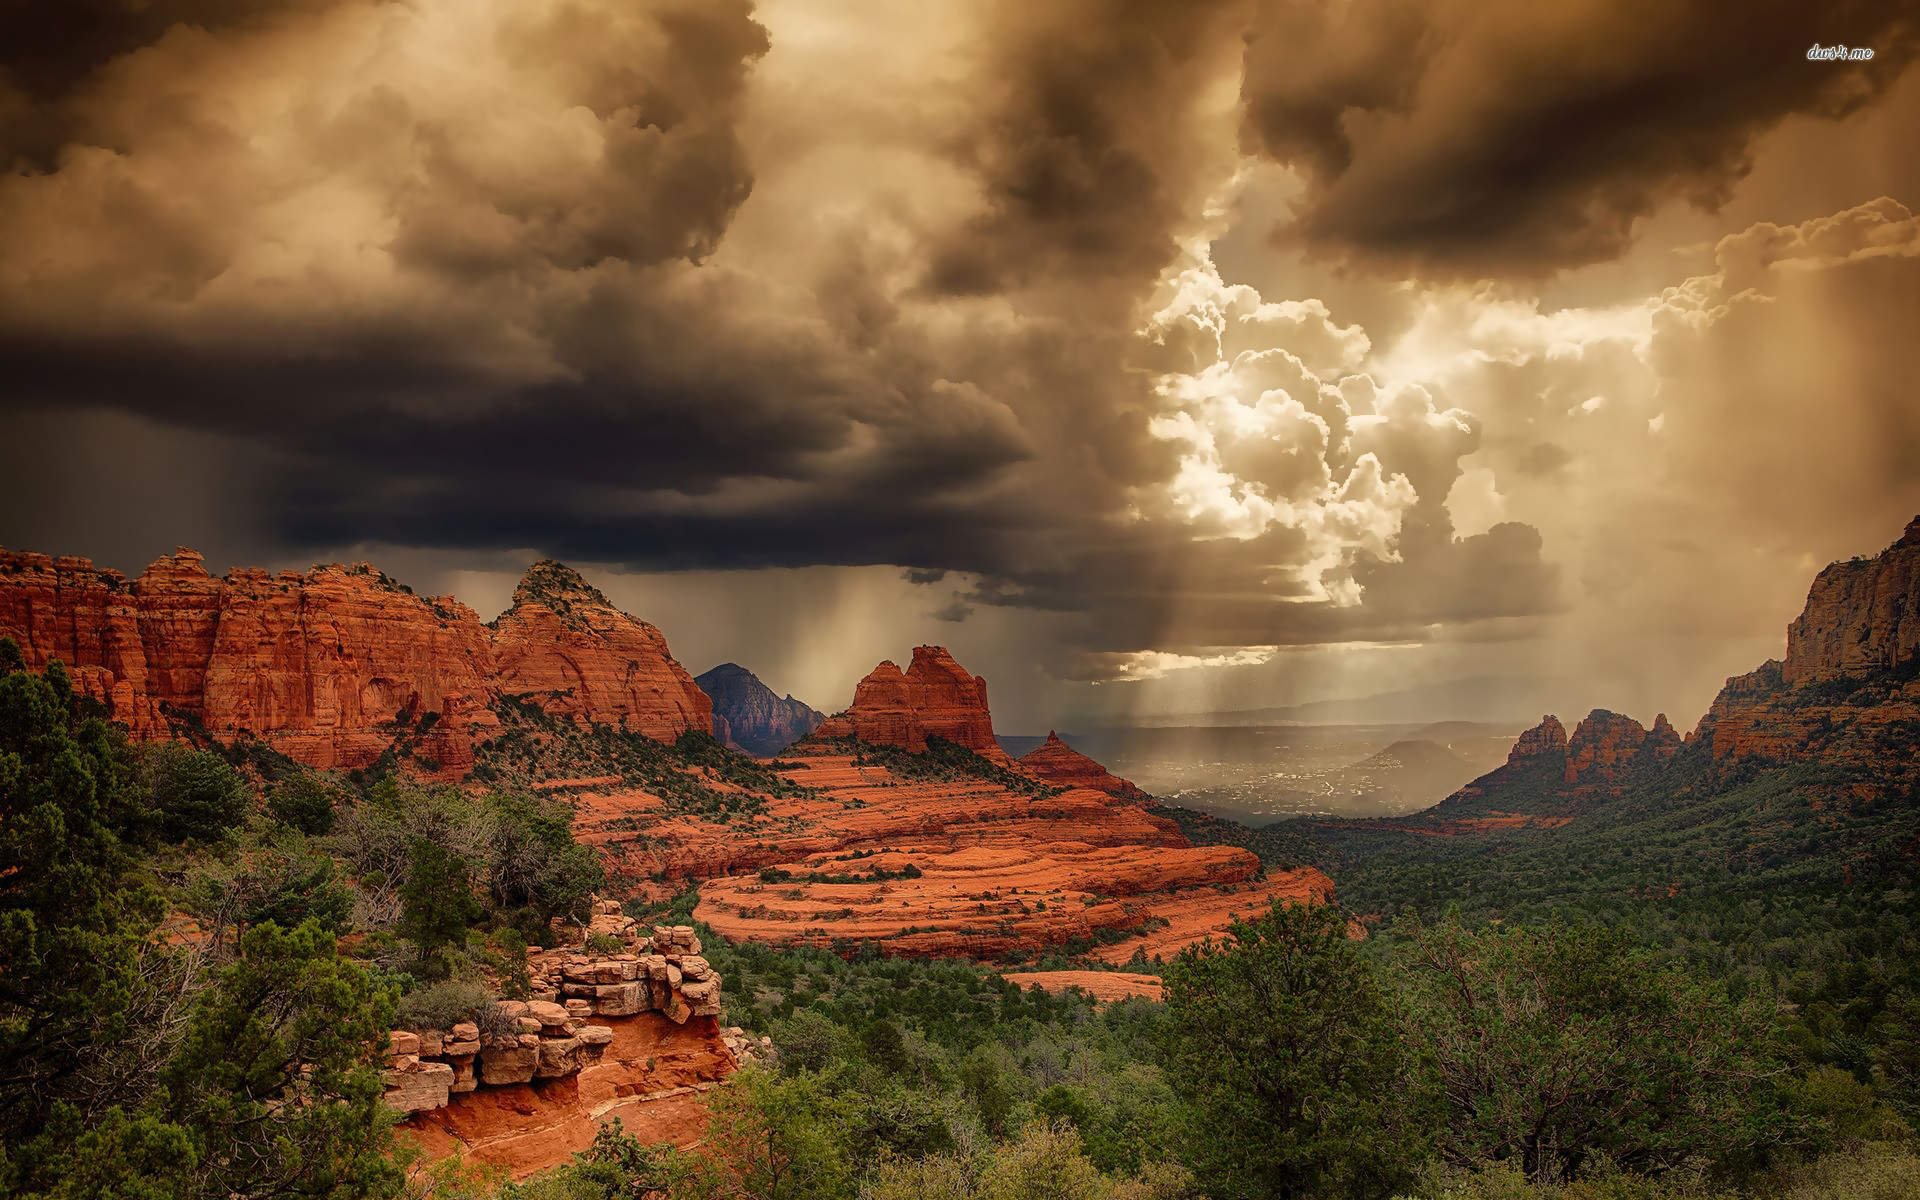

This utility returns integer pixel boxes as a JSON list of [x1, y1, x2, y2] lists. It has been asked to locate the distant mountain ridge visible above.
[[695, 663, 824, 756], [1245, 515, 1920, 973]]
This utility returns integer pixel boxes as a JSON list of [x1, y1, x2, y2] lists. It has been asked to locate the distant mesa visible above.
[[1018, 731, 1150, 802], [811, 645, 1014, 764], [0, 547, 710, 775], [695, 663, 824, 757]]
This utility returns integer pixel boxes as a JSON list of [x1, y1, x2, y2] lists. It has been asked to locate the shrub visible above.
[[477, 1001, 521, 1044], [394, 978, 494, 1032], [266, 772, 343, 835], [1396, 914, 1783, 1185], [143, 742, 248, 844], [585, 932, 623, 955], [1161, 898, 1416, 1200]]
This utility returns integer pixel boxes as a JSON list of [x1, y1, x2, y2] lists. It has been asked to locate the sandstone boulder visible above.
[[479, 1044, 539, 1086], [383, 1059, 455, 1114]]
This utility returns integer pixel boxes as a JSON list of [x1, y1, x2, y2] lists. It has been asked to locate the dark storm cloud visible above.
[[924, 0, 1249, 302], [0, 0, 338, 166], [1241, 0, 1920, 277], [0, 0, 1570, 677]]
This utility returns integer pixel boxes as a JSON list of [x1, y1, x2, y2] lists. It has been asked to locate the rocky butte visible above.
[[811, 644, 1014, 764], [0, 548, 710, 776], [695, 662, 825, 756], [1690, 516, 1920, 784], [1018, 732, 1150, 802]]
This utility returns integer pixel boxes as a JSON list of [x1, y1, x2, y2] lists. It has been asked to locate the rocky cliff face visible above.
[[0, 548, 708, 774], [1442, 708, 1680, 814], [1441, 516, 1920, 820], [1690, 519, 1920, 780], [1784, 516, 1920, 684], [1018, 732, 1149, 802], [811, 645, 1012, 764], [490, 561, 711, 741], [695, 663, 824, 756], [1564, 709, 1680, 789]]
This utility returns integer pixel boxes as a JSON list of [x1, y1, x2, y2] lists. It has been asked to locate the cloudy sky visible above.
[[3, 0, 1918, 730]]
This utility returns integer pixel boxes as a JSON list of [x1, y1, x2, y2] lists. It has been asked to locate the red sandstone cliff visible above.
[[1690, 518, 1920, 773], [1441, 517, 1920, 819], [490, 561, 711, 741], [1019, 732, 1149, 802], [1441, 708, 1681, 814], [1784, 516, 1920, 684], [0, 548, 708, 774], [811, 645, 1013, 764]]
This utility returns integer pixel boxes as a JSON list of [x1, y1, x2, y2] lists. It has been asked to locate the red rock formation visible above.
[[0, 548, 707, 773], [563, 740, 1338, 961], [0, 550, 165, 735], [490, 561, 711, 741], [1018, 732, 1149, 802], [1513, 714, 1569, 758], [1564, 710, 1645, 784], [1785, 516, 1920, 683], [197, 563, 501, 773], [1689, 519, 1920, 782], [1645, 713, 1682, 762], [403, 1013, 729, 1180], [393, 903, 753, 1179], [1441, 708, 1684, 816], [1440, 517, 1920, 817], [1438, 714, 1570, 812], [1000, 971, 1165, 1002], [811, 645, 1012, 764]]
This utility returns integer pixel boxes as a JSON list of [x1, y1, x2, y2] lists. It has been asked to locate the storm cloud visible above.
[[0, 0, 1912, 701], [1241, 0, 1920, 276]]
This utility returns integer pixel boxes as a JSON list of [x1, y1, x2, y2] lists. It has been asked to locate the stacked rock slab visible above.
[[383, 1006, 619, 1112], [525, 904, 724, 1025], [384, 1024, 486, 1114], [380, 901, 727, 1114]]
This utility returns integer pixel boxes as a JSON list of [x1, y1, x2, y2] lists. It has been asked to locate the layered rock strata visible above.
[[0, 548, 708, 774], [999, 971, 1166, 1002], [811, 645, 1013, 763], [1018, 732, 1149, 802], [402, 1015, 742, 1180], [1784, 517, 1920, 684], [566, 742, 1335, 961], [1688, 519, 1920, 785], [381, 904, 735, 1117]]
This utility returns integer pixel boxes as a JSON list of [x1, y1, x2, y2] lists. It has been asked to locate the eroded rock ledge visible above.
[[381, 903, 761, 1117]]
